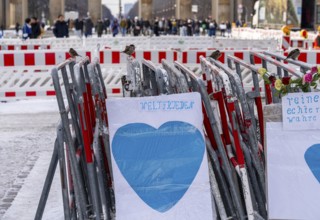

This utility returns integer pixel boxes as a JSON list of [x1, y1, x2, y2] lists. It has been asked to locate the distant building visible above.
[[124, 3, 134, 17]]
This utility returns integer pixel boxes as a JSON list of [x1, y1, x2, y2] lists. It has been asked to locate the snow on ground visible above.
[[0, 99, 62, 219]]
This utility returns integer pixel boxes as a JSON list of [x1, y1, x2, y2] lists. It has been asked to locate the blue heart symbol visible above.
[[112, 121, 205, 212], [304, 144, 320, 183]]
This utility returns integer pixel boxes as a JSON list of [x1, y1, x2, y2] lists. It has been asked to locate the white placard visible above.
[[106, 93, 215, 220], [282, 92, 320, 130], [267, 122, 320, 220]]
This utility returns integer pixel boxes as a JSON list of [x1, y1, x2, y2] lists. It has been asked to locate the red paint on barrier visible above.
[[317, 53, 320, 64], [173, 51, 178, 61], [4, 54, 14, 66], [86, 52, 91, 61], [253, 55, 262, 64], [26, 91, 36, 96], [158, 51, 166, 63], [112, 51, 120, 63], [182, 52, 187, 63], [218, 52, 225, 63], [112, 88, 121, 93], [34, 45, 40, 50], [196, 52, 206, 63], [45, 53, 55, 65], [234, 52, 244, 60], [143, 51, 151, 60], [99, 51, 104, 63], [298, 52, 307, 62], [25, 53, 35, 66], [46, 91, 56, 96], [65, 52, 71, 59], [5, 92, 16, 97], [21, 45, 27, 50], [8, 45, 14, 50]]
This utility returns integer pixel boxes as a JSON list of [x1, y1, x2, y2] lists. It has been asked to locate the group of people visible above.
[[91, 17, 234, 38], [22, 17, 44, 40]]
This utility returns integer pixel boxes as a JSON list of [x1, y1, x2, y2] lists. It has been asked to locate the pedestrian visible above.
[[132, 16, 141, 36], [22, 18, 32, 40], [208, 20, 216, 37], [220, 21, 226, 37], [74, 18, 83, 38], [111, 19, 119, 37], [53, 15, 69, 38], [15, 22, 20, 37], [104, 18, 110, 34], [96, 19, 104, 37], [153, 18, 159, 36], [226, 20, 232, 37], [120, 17, 127, 36], [187, 19, 193, 36], [30, 17, 41, 39], [84, 16, 94, 38]]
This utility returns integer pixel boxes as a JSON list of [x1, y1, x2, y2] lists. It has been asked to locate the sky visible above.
[[102, 0, 137, 16]]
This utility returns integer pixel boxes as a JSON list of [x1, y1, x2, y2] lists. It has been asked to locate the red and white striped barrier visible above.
[[281, 36, 291, 51], [283, 50, 320, 65], [181, 50, 265, 64], [290, 39, 313, 49], [0, 44, 51, 50], [0, 50, 90, 67], [99, 50, 178, 64]]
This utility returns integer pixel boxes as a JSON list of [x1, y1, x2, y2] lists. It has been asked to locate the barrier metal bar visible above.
[[52, 67, 88, 220], [74, 63, 102, 220], [226, 55, 266, 198], [263, 51, 313, 74], [141, 59, 170, 95], [208, 58, 267, 218], [174, 61, 246, 220], [161, 59, 189, 94], [200, 56, 256, 219]]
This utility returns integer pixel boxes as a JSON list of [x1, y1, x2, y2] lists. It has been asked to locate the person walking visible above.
[[22, 18, 32, 40], [119, 17, 127, 37], [111, 19, 119, 37], [226, 20, 232, 37], [30, 17, 41, 39], [53, 15, 69, 38], [84, 16, 94, 38], [74, 18, 83, 38], [96, 19, 104, 37]]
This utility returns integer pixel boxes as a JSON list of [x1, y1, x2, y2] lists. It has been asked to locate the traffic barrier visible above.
[[0, 44, 51, 50], [0, 65, 122, 100], [290, 38, 313, 49]]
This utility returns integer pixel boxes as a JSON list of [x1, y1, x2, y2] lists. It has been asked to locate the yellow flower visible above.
[[275, 79, 283, 91], [258, 68, 267, 77]]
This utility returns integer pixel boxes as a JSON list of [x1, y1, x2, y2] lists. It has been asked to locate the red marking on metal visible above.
[[317, 53, 320, 64], [202, 103, 218, 150], [112, 88, 121, 93], [78, 104, 93, 163], [8, 45, 14, 50], [34, 45, 40, 50], [46, 91, 56, 96], [45, 53, 55, 65], [158, 51, 166, 63], [47, 45, 51, 49], [4, 54, 14, 66], [5, 92, 16, 97], [255, 97, 264, 150], [143, 51, 151, 60], [25, 53, 35, 66], [253, 55, 262, 64], [112, 51, 120, 63], [21, 45, 27, 50]]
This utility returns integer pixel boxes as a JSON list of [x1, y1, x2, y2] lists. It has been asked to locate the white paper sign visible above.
[[106, 93, 215, 220], [267, 122, 320, 220], [282, 92, 320, 130]]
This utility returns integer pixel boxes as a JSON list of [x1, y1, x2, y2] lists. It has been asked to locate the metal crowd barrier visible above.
[[35, 56, 114, 220]]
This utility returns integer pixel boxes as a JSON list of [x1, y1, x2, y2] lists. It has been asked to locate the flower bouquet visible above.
[[258, 66, 320, 96]]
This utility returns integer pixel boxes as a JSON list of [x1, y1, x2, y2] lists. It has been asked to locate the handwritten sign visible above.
[[282, 92, 320, 130]]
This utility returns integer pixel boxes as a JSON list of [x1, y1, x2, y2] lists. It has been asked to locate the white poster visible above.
[[267, 122, 320, 220], [282, 92, 320, 130], [106, 93, 214, 220]]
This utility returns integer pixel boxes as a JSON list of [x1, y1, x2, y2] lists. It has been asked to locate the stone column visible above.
[[49, 0, 64, 24], [21, 0, 28, 25], [211, 0, 219, 22], [139, 0, 152, 20], [179, 0, 192, 20], [88, 0, 101, 24]]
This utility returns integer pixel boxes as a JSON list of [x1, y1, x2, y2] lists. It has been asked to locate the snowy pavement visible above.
[[0, 99, 63, 219]]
